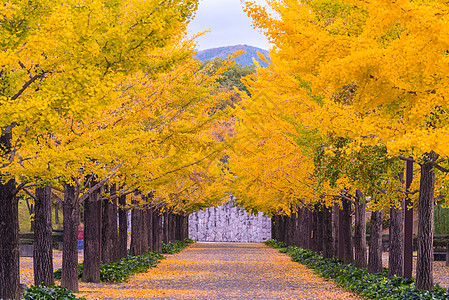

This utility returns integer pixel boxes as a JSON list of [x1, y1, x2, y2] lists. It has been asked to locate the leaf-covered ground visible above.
[[19, 244, 449, 299]]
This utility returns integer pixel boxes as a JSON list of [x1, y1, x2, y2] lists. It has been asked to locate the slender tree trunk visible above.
[[130, 201, 142, 256], [389, 202, 403, 277], [0, 131, 20, 300], [101, 186, 111, 264], [163, 209, 169, 244], [342, 198, 353, 264], [323, 206, 334, 258], [168, 211, 176, 243], [61, 182, 79, 292], [183, 214, 189, 240], [312, 208, 319, 252], [82, 181, 101, 283], [140, 204, 149, 253], [298, 208, 307, 248], [368, 209, 384, 273], [118, 194, 128, 259], [34, 185, 54, 286], [109, 185, 119, 261], [354, 190, 367, 269], [332, 205, 339, 257], [147, 206, 153, 251], [292, 209, 299, 246], [54, 200, 60, 225], [152, 208, 163, 253], [416, 158, 435, 290], [307, 209, 313, 250]]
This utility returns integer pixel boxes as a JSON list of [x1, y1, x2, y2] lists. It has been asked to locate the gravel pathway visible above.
[[78, 243, 361, 299]]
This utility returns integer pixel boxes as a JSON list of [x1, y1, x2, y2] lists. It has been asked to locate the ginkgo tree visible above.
[[0, 0, 201, 297], [239, 0, 449, 290]]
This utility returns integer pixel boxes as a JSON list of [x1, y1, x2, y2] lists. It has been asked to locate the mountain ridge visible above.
[[194, 44, 270, 67]]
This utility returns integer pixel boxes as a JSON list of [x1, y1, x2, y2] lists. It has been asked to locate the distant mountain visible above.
[[194, 45, 270, 68]]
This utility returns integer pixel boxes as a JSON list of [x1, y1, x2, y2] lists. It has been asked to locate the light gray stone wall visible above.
[[188, 200, 271, 242]]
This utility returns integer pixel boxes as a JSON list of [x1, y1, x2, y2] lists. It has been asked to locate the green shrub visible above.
[[22, 285, 85, 300], [266, 240, 449, 299], [263, 238, 286, 249], [54, 251, 164, 283], [162, 238, 194, 254]]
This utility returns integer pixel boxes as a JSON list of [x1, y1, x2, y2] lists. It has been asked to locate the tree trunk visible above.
[[342, 198, 353, 264], [368, 209, 383, 273], [109, 185, 119, 262], [118, 194, 128, 259], [354, 190, 367, 269], [183, 214, 189, 240], [101, 186, 111, 264], [54, 200, 60, 225], [34, 185, 54, 286], [140, 204, 149, 253], [130, 202, 142, 256], [416, 158, 435, 290], [307, 209, 313, 250], [163, 209, 169, 244], [82, 181, 101, 283], [152, 208, 163, 253], [332, 205, 339, 257], [322, 206, 334, 258], [61, 182, 79, 292], [312, 208, 319, 252], [0, 131, 20, 300], [147, 206, 154, 251], [271, 215, 276, 240], [389, 203, 403, 277], [168, 211, 176, 243]]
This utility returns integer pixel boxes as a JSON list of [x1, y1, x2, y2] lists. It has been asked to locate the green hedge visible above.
[[22, 285, 85, 300], [162, 238, 195, 254], [267, 241, 449, 299], [54, 238, 194, 283], [54, 251, 164, 283]]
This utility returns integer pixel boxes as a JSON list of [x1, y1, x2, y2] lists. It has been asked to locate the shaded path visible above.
[[79, 243, 361, 299]]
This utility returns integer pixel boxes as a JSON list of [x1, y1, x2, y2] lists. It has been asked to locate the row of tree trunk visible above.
[[271, 198, 390, 275], [0, 172, 190, 299]]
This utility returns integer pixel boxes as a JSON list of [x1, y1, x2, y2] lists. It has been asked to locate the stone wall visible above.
[[188, 201, 271, 242]]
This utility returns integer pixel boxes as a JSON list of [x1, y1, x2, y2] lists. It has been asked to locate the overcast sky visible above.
[[188, 0, 269, 50]]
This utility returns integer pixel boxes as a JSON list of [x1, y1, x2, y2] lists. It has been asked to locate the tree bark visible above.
[[82, 180, 101, 283], [342, 198, 353, 264], [130, 200, 142, 256], [332, 205, 339, 257], [101, 186, 111, 264], [0, 131, 20, 300], [34, 185, 54, 286], [322, 206, 334, 258], [163, 209, 169, 244], [61, 182, 79, 292], [416, 158, 435, 290], [147, 206, 154, 251], [109, 184, 119, 262], [354, 190, 367, 269], [54, 200, 60, 225], [368, 209, 383, 273], [118, 194, 128, 259], [140, 203, 149, 253], [271, 215, 276, 240], [152, 208, 163, 253], [389, 202, 403, 277]]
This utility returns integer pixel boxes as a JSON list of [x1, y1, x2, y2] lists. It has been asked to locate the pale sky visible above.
[[188, 0, 270, 50]]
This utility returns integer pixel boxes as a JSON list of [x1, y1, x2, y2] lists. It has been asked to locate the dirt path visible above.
[[77, 243, 361, 299]]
